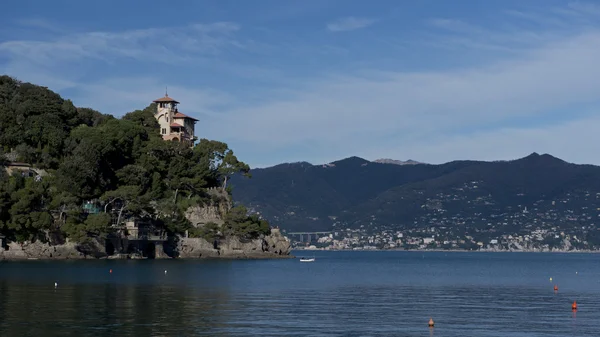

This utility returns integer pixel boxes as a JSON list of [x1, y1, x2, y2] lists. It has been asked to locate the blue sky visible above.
[[3, 0, 600, 168]]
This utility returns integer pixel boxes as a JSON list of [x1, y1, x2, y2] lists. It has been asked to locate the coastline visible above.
[[0, 232, 294, 261], [292, 248, 600, 254], [0, 253, 296, 261]]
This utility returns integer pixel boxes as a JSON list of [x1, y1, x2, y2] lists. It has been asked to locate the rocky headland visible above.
[[0, 191, 292, 261]]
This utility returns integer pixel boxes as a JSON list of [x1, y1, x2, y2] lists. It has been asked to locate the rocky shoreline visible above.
[[0, 229, 293, 261]]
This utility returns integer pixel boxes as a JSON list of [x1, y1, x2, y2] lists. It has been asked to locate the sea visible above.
[[0, 251, 599, 336]]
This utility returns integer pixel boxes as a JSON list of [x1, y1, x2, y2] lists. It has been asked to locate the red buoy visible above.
[[554, 285, 558, 291], [572, 301, 577, 311]]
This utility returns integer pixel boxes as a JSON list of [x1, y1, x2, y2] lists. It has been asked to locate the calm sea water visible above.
[[0, 251, 599, 336]]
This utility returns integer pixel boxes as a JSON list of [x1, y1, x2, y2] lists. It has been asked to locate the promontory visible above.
[[0, 75, 291, 260]]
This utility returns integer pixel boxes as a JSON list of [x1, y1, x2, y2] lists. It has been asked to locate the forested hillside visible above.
[[231, 154, 600, 233], [0, 75, 268, 245]]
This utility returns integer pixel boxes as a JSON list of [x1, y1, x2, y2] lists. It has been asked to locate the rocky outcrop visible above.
[[263, 228, 292, 255], [179, 189, 293, 258], [176, 237, 220, 258], [185, 188, 231, 226], [0, 189, 292, 260], [185, 203, 228, 226], [0, 231, 292, 260], [0, 238, 106, 260], [177, 228, 292, 259]]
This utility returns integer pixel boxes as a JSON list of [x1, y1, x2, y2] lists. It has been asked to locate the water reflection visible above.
[[0, 280, 239, 336], [0, 253, 599, 336]]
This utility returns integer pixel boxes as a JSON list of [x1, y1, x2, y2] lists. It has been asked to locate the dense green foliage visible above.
[[231, 154, 600, 232], [0, 75, 259, 244], [188, 205, 270, 242], [222, 205, 270, 240]]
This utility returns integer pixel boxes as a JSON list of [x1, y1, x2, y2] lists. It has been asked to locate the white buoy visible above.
[[164, 270, 167, 274], [54, 282, 58, 288]]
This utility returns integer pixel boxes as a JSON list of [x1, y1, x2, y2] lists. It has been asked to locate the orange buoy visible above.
[[109, 269, 112, 274], [554, 285, 558, 291], [572, 301, 577, 311], [428, 318, 435, 327]]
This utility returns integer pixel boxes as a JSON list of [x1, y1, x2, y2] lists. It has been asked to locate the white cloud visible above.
[[4, 4, 600, 168], [0, 22, 241, 66], [214, 27, 600, 167], [326, 17, 376, 32], [216, 31, 600, 144]]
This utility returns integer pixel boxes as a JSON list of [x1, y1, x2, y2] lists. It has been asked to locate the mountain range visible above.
[[230, 153, 600, 232]]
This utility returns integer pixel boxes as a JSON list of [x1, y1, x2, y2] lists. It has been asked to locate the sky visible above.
[[2, 0, 600, 168]]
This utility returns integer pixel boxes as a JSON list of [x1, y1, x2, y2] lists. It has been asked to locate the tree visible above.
[[6, 177, 53, 241], [153, 199, 191, 234], [190, 222, 221, 242], [76, 107, 112, 127], [0, 148, 7, 167], [0, 75, 260, 246], [101, 185, 143, 227], [116, 165, 151, 193], [218, 150, 250, 191], [194, 139, 250, 191], [62, 213, 112, 243], [122, 103, 161, 136], [223, 205, 270, 240], [48, 191, 79, 225], [166, 154, 210, 203]]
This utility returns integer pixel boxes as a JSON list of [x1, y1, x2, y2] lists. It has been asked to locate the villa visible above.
[[152, 94, 198, 146]]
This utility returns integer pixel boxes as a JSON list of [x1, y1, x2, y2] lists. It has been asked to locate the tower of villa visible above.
[[152, 93, 198, 146]]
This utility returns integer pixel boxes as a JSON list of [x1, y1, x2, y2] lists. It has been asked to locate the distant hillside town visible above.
[[232, 154, 600, 252]]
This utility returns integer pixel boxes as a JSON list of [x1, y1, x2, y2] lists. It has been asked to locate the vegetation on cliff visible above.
[[0, 75, 266, 244]]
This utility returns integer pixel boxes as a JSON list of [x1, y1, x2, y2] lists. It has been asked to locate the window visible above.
[[166, 117, 169, 122], [161, 128, 166, 135]]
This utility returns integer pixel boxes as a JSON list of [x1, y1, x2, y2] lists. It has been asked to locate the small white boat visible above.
[[299, 257, 315, 262]]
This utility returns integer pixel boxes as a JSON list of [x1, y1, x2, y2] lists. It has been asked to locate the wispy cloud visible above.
[[326, 17, 376, 32], [567, 1, 600, 16], [5, 2, 600, 168], [217, 30, 600, 142], [213, 3, 600, 166], [0, 21, 241, 65]]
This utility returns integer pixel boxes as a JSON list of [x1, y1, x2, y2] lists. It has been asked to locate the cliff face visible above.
[[180, 190, 292, 258], [0, 238, 106, 260], [184, 189, 231, 226], [177, 228, 292, 259], [0, 190, 292, 260]]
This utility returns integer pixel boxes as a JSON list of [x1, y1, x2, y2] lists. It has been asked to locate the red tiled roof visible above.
[[170, 123, 184, 127], [173, 112, 199, 121], [153, 95, 180, 104]]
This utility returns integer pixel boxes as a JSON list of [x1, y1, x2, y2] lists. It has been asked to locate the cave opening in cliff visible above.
[[143, 242, 156, 259]]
